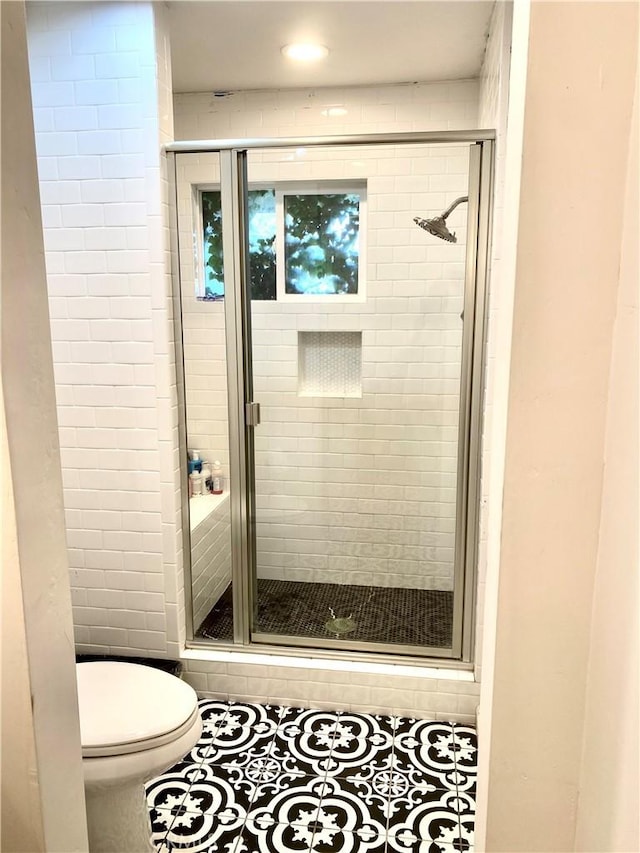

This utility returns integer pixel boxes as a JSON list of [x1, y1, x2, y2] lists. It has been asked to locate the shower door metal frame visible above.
[[168, 130, 494, 667]]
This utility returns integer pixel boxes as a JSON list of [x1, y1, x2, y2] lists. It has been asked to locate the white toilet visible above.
[[76, 661, 202, 853]]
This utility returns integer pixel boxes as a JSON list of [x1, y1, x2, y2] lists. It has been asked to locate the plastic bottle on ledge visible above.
[[189, 469, 204, 497], [201, 461, 212, 494], [188, 450, 202, 475], [212, 461, 223, 495]]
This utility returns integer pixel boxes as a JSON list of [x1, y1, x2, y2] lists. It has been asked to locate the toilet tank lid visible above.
[[76, 661, 198, 749]]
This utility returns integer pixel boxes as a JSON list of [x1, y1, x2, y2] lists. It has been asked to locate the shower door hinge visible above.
[[245, 402, 261, 427]]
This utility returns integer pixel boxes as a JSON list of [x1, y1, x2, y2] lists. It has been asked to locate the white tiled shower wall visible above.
[[25, 0, 512, 720], [175, 128, 472, 593], [191, 496, 231, 632], [174, 81, 479, 140], [27, 0, 182, 656]]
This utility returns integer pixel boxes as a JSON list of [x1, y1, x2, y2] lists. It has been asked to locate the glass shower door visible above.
[[174, 150, 239, 644], [244, 140, 482, 658]]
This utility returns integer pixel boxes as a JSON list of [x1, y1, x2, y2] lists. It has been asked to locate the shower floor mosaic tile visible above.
[[197, 581, 454, 649], [146, 700, 476, 853]]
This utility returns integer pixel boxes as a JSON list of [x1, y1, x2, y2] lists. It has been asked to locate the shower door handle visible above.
[[245, 402, 261, 427]]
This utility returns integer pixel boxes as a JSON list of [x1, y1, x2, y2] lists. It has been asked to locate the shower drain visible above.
[[324, 615, 357, 636]]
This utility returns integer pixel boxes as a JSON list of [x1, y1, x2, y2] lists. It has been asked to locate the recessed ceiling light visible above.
[[281, 43, 329, 62]]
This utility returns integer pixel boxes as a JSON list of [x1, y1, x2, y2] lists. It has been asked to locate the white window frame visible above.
[[275, 181, 367, 303], [198, 180, 367, 303]]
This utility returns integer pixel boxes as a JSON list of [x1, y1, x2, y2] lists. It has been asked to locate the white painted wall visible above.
[[482, 3, 638, 850], [1, 2, 88, 848], [575, 61, 639, 853], [475, 1, 528, 846], [474, 0, 513, 683], [1, 389, 46, 853]]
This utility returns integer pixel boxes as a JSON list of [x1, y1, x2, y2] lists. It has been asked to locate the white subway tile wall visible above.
[[173, 81, 480, 142], [27, 1, 180, 656], [191, 497, 232, 633], [180, 656, 480, 725]]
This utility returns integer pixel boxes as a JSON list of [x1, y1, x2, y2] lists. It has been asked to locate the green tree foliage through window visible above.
[[201, 188, 360, 299], [202, 190, 276, 300], [285, 194, 359, 295], [246, 190, 277, 300], [202, 191, 224, 298]]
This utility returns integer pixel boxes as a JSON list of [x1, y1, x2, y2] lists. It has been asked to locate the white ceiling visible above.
[[167, 1, 495, 94]]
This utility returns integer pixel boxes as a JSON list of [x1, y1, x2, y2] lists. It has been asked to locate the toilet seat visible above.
[[81, 706, 201, 758], [76, 661, 199, 758]]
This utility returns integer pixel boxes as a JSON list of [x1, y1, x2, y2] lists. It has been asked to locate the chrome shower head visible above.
[[413, 214, 457, 243], [413, 195, 469, 244]]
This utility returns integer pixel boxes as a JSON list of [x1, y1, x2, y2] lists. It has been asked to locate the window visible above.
[[201, 183, 365, 301], [202, 189, 276, 300], [282, 193, 360, 296]]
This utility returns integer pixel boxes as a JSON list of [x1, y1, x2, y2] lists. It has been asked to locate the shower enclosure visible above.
[[168, 131, 493, 663]]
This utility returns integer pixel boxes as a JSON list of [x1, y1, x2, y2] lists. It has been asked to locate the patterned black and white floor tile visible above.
[[146, 700, 477, 853]]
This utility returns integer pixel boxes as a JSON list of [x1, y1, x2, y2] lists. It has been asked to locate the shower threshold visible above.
[[195, 579, 453, 649]]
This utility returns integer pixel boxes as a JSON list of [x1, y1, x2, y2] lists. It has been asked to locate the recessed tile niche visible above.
[[297, 331, 362, 398]]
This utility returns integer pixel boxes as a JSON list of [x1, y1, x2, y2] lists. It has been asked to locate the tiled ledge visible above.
[[189, 491, 229, 531]]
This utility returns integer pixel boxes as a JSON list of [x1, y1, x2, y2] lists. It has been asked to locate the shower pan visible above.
[[167, 131, 493, 664]]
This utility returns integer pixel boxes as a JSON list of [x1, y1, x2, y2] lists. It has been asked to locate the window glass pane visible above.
[[202, 189, 276, 300], [284, 193, 360, 295], [202, 191, 224, 299], [247, 189, 276, 301]]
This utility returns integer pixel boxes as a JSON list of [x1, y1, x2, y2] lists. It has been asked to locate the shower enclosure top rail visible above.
[[164, 129, 496, 154]]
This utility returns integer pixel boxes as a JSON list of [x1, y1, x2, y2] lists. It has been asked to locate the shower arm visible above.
[[440, 196, 469, 221]]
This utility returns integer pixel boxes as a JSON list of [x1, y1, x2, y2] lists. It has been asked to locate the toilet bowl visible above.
[[76, 661, 202, 853]]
